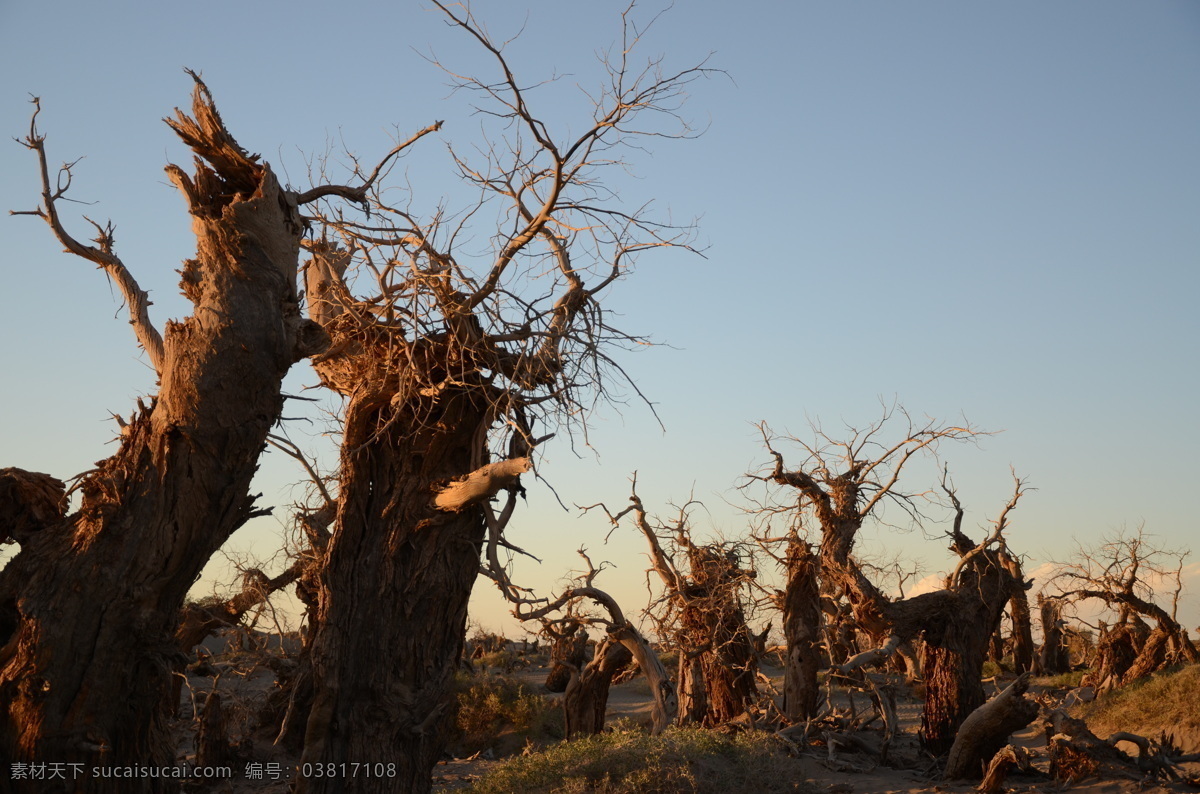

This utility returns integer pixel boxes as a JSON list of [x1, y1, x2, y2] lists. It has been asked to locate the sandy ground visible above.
[[167, 637, 1199, 793], [431, 662, 1200, 794]]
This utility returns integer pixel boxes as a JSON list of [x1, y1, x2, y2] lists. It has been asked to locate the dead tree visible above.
[[588, 482, 760, 727], [942, 673, 1039, 780], [1044, 709, 1200, 783], [0, 73, 384, 789], [758, 411, 1032, 756], [561, 637, 633, 738], [756, 528, 822, 721], [1002, 553, 1036, 674], [1049, 527, 1198, 692], [543, 618, 590, 694], [485, 544, 678, 736], [1037, 593, 1071, 674], [293, 7, 709, 787]]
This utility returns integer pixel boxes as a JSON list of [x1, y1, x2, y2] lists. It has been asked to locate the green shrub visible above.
[[466, 723, 814, 793]]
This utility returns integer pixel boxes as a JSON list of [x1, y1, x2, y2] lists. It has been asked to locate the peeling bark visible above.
[[780, 540, 821, 721], [0, 77, 320, 792], [434, 458, 530, 511]]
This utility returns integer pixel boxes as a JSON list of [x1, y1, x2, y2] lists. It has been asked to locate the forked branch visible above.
[[12, 97, 165, 374]]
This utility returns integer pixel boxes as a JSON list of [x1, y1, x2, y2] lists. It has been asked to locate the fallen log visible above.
[[944, 673, 1038, 780], [1044, 709, 1199, 783]]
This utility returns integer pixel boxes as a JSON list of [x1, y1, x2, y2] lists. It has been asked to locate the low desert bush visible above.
[[466, 723, 812, 793], [452, 673, 563, 754], [1034, 668, 1089, 689]]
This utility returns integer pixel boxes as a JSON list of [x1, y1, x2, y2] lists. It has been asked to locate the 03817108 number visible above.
[[299, 763, 397, 778]]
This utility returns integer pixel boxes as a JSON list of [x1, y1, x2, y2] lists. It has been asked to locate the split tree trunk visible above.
[[562, 638, 632, 738], [1002, 552, 1035, 674], [0, 79, 320, 793]]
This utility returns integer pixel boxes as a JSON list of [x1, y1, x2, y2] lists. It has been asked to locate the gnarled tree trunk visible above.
[[1001, 552, 1035, 674], [675, 545, 759, 726], [562, 637, 632, 738], [297, 384, 495, 794], [545, 621, 589, 694], [1037, 595, 1070, 675], [0, 78, 321, 792], [780, 539, 821, 721]]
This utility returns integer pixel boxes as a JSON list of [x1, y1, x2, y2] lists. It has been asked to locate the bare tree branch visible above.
[[11, 97, 165, 374]]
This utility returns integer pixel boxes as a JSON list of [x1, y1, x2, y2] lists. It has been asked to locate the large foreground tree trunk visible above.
[[0, 78, 321, 792], [297, 385, 495, 794], [921, 626, 990, 755], [917, 545, 1019, 755]]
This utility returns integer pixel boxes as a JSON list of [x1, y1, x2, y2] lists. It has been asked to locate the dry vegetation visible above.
[[1076, 665, 1200, 754]]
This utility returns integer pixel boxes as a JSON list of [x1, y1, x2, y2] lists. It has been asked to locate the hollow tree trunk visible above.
[[297, 388, 492, 794], [781, 540, 821, 721], [0, 81, 319, 793], [562, 637, 632, 738]]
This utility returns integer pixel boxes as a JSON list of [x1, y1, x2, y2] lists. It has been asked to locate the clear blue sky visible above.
[[2, 1, 1198, 634]]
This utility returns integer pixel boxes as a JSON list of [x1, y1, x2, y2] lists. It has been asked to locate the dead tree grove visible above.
[[586, 482, 761, 727], [1048, 527, 1198, 692], [0, 72, 392, 791], [483, 542, 677, 737], [758, 410, 1036, 761], [292, 5, 709, 791]]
